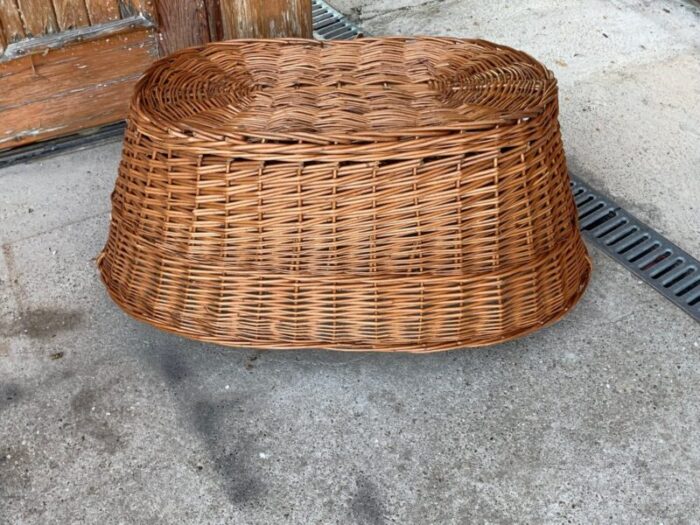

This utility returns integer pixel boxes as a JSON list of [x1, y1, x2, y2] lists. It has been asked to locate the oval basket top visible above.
[[132, 37, 557, 145]]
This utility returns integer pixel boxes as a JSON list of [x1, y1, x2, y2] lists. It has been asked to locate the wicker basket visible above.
[[98, 37, 591, 352]]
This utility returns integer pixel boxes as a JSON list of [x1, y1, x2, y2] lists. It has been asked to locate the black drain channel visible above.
[[571, 176, 699, 321], [1, 1, 697, 322], [0, 122, 126, 170]]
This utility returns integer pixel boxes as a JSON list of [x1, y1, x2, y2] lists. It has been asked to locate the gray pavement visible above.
[[1, 1, 699, 523]]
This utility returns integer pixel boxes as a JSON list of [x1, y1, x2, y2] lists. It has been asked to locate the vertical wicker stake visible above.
[[219, 0, 313, 39]]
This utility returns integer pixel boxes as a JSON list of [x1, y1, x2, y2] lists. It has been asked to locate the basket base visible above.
[[98, 259, 591, 353]]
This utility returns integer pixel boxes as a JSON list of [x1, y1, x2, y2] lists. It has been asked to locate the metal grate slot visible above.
[[635, 248, 669, 270], [686, 287, 700, 305], [604, 224, 636, 246], [315, 18, 338, 30], [650, 257, 683, 279], [312, 0, 363, 40], [625, 240, 658, 262], [590, 217, 625, 238], [663, 266, 693, 287], [674, 275, 699, 296], [571, 176, 699, 321], [578, 200, 605, 218], [616, 232, 648, 254]]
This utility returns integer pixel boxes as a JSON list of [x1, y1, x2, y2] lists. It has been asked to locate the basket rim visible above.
[[129, 36, 559, 148]]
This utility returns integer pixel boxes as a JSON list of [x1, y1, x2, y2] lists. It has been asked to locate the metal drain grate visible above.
[[312, 0, 363, 40], [572, 176, 699, 321]]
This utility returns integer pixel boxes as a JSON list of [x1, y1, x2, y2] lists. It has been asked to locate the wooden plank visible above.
[[220, 0, 312, 39], [204, 0, 223, 42], [119, 0, 156, 20], [1, 15, 154, 61], [0, 81, 134, 145], [16, 0, 59, 37], [0, 29, 158, 147], [0, 0, 26, 43], [152, 0, 209, 56], [52, 0, 90, 30], [0, 27, 156, 103], [85, 0, 121, 24]]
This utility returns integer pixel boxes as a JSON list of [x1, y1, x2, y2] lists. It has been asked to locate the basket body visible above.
[[98, 37, 590, 352]]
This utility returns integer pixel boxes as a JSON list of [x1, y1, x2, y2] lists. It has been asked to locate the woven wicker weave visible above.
[[98, 37, 591, 352]]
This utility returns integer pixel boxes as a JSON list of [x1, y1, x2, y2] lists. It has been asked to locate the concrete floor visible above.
[[1, 1, 699, 523]]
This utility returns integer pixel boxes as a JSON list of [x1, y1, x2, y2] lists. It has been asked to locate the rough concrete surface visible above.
[[1, 1, 699, 523]]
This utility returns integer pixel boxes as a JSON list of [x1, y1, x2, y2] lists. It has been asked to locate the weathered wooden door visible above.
[[0, 0, 312, 150], [0, 0, 230, 151], [0, 1, 162, 149]]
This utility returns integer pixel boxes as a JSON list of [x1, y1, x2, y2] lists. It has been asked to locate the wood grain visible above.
[[220, 0, 312, 39], [16, 0, 59, 36], [119, 0, 156, 20], [204, 0, 222, 41], [153, 0, 209, 56], [0, 29, 158, 147], [52, 0, 90, 30], [85, 0, 120, 24], [0, 0, 26, 43]]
